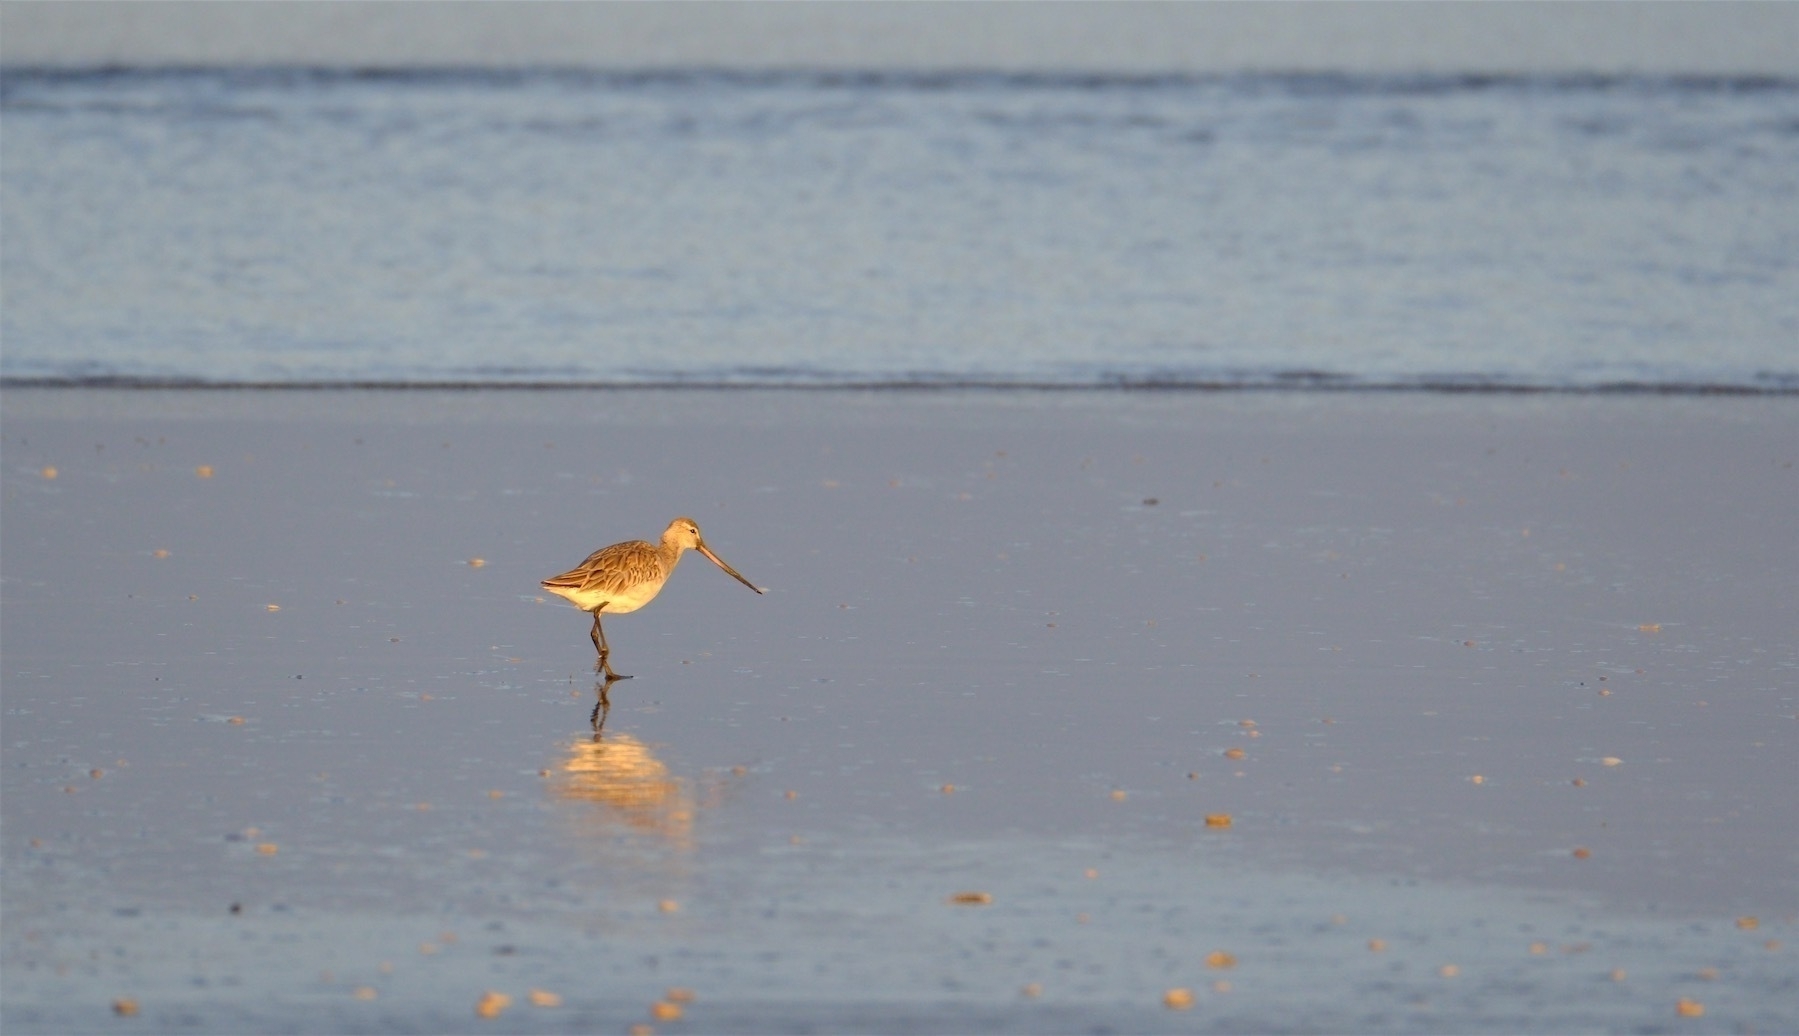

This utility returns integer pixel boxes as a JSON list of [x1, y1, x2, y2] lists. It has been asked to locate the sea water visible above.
[[3, 69, 1796, 390]]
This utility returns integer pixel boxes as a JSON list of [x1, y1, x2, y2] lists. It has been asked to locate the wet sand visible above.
[[3, 388, 1794, 1032]]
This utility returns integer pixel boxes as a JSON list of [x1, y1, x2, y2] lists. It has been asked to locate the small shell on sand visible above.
[[474, 991, 511, 1018]]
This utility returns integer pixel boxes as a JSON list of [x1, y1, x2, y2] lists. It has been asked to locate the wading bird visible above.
[[542, 517, 761, 679]]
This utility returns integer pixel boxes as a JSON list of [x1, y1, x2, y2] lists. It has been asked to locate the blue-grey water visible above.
[[3, 69, 1797, 390]]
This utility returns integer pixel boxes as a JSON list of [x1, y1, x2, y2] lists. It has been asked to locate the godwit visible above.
[[542, 517, 761, 679]]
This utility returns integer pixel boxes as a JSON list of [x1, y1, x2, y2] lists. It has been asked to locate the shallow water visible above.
[[4, 71, 1797, 389], [3, 389, 1794, 1031]]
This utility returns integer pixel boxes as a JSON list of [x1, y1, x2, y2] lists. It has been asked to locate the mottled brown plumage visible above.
[[542, 517, 760, 678]]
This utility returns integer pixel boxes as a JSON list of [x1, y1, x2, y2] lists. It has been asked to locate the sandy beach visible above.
[[2, 387, 1794, 1032]]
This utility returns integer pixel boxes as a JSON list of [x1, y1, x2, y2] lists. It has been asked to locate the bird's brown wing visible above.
[[541, 540, 661, 597]]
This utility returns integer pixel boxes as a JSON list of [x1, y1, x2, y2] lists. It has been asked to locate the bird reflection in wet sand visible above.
[[551, 693, 750, 857], [550, 729, 696, 849], [589, 674, 623, 732], [542, 517, 762, 679]]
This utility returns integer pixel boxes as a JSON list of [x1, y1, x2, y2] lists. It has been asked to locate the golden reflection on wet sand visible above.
[[549, 731, 699, 852]]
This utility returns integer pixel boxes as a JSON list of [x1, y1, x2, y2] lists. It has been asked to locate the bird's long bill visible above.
[[697, 543, 763, 594]]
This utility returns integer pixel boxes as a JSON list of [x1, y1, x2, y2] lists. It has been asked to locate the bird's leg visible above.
[[589, 610, 631, 680]]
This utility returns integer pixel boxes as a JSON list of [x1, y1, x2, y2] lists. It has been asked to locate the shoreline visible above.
[[6, 378, 1796, 394]]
